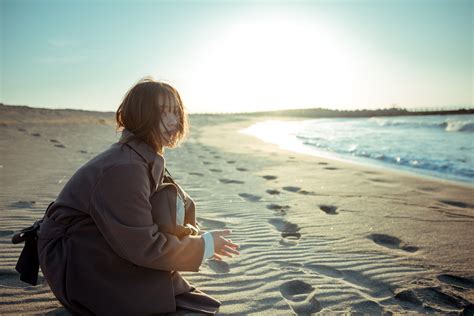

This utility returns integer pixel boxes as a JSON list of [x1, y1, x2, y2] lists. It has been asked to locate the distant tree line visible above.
[[222, 107, 474, 118]]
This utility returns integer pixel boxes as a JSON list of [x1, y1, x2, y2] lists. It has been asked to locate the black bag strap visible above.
[[162, 168, 187, 205]]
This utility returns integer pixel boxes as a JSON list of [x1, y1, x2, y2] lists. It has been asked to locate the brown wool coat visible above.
[[37, 130, 220, 315]]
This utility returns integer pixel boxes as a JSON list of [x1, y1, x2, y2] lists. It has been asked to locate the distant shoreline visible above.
[[1, 103, 473, 119]]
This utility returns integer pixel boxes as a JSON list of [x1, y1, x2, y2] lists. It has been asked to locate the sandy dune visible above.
[[0, 105, 473, 315]]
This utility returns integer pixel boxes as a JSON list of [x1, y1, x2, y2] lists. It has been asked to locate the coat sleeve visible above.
[[89, 162, 205, 272]]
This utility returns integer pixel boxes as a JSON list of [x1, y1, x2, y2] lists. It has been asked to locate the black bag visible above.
[[11, 202, 54, 286]]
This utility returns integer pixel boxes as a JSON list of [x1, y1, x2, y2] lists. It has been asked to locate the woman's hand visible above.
[[210, 229, 240, 261]]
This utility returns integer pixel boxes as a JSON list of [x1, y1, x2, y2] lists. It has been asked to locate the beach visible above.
[[1, 105, 473, 315]]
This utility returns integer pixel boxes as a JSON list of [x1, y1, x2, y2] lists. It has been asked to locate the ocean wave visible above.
[[369, 117, 474, 133], [442, 121, 474, 132], [300, 139, 474, 180], [244, 117, 474, 184]]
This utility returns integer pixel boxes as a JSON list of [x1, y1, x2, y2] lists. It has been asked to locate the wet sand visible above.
[[1, 105, 473, 314]]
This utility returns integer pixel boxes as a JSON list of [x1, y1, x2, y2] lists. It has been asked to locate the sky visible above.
[[1, 0, 472, 113]]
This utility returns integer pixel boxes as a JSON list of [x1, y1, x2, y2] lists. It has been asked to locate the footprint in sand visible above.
[[236, 167, 248, 172], [189, 172, 204, 176], [306, 263, 393, 299], [282, 186, 317, 196], [324, 167, 339, 170], [283, 186, 301, 193], [207, 260, 230, 273], [266, 204, 290, 211], [415, 287, 468, 310], [363, 170, 380, 175], [317, 162, 328, 165], [418, 186, 441, 193], [209, 168, 222, 173], [439, 200, 472, 209], [266, 189, 280, 195], [319, 204, 339, 215], [395, 289, 423, 307], [350, 300, 384, 314], [269, 218, 300, 234], [418, 187, 441, 193], [367, 233, 418, 253], [262, 175, 278, 180], [30, 133, 41, 137], [279, 280, 321, 314], [269, 218, 301, 245], [266, 204, 290, 215], [203, 161, 212, 165], [226, 160, 236, 164], [437, 274, 474, 289], [0, 269, 44, 287], [10, 200, 36, 208], [299, 190, 317, 195], [78, 150, 88, 154], [17, 128, 27, 132], [213, 155, 221, 159], [369, 178, 394, 184], [49, 139, 60, 143], [238, 193, 262, 202], [54, 144, 66, 148], [218, 179, 245, 184]]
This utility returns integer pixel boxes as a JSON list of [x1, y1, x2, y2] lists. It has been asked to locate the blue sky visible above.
[[1, 0, 472, 113]]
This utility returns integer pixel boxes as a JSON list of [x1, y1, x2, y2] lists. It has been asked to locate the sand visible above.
[[1, 105, 473, 315]]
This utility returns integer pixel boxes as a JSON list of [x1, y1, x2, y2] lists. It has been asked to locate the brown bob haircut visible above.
[[116, 77, 189, 154]]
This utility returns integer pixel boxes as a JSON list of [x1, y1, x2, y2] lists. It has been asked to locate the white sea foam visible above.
[[242, 114, 474, 184], [369, 116, 474, 133], [444, 120, 474, 132]]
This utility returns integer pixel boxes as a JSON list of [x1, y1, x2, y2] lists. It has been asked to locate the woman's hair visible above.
[[116, 77, 189, 153]]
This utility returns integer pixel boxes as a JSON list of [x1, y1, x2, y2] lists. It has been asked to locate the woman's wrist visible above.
[[201, 232, 214, 263]]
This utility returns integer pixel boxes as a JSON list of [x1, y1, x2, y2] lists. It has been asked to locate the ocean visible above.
[[241, 114, 474, 185]]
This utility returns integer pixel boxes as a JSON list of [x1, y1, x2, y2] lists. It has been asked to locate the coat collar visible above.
[[119, 129, 165, 189]]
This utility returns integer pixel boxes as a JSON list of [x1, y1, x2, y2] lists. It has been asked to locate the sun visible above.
[[180, 12, 366, 113]]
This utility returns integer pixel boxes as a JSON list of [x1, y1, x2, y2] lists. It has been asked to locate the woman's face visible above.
[[158, 93, 180, 145]]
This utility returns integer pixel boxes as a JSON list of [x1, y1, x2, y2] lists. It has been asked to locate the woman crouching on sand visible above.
[[21, 78, 240, 315]]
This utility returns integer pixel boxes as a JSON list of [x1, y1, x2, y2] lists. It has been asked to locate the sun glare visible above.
[[180, 13, 367, 113]]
